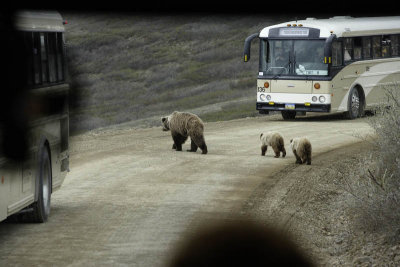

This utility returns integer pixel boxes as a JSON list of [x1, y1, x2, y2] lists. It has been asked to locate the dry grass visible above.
[[343, 85, 400, 231]]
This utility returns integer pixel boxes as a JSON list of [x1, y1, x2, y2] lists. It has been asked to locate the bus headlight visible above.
[[260, 94, 266, 101], [312, 96, 317, 102], [319, 96, 326, 103], [266, 95, 271, 100]]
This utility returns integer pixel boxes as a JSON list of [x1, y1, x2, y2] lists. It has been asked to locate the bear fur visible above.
[[260, 131, 286, 158], [290, 137, 312, 165], [162, 111, 208, 154]]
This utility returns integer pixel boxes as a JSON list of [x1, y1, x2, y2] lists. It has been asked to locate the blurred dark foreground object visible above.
[[0, 11, 30, 161], [168, 218, 314, 267], [1, 10, 67, 161]]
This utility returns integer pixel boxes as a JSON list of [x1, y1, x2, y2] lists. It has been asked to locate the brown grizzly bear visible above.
[[162, 111, 208, 154], [290, 137, 312, 165], [260, 131, 286, 158]]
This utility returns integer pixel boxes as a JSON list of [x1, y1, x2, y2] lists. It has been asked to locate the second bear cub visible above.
[[290, 137, 312, 165]]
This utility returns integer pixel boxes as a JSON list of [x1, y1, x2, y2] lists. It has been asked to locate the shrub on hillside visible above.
[[344, 84, 400, 231], [367, 85, 400, 182]]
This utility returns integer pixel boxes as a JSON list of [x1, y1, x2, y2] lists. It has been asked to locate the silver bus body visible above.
[[0, 10, 69, 222], [244, 16, 400, 119]]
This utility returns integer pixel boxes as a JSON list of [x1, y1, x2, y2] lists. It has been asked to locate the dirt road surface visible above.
[[0, 114, 373, 266]]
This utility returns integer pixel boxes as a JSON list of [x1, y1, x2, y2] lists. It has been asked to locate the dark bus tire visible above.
[[281, 111, 296, 120], [344, 87, 363, 120], [23, 147, 52, 223]]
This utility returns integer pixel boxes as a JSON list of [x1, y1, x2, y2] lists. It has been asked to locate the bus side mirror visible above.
[[324, 34, 337, 64], [244, 33, 259, 62]]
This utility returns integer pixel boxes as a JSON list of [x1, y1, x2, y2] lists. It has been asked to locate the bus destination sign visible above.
[[279, 28, 309, 37]]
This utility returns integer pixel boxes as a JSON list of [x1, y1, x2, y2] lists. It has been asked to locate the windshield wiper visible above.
[[272, 51, 294, 79], [272, 60, 291, 79]]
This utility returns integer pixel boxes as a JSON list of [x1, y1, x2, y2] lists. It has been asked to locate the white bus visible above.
[[244, 16, 400, 120], [0, 11, 69, 222]]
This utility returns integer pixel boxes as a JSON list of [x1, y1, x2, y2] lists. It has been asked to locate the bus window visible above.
[[391, 35, 399, 56], [260, 39, 327, 76], [332, 41, 343, 66], [354, 37, 362, 60], [382, 35, 391, 58], [56, 32, 64, 81], [362, 37, 372, 59], [40, 33, 49, 83], [259, 39, 268, 73], [33, 33, 41, 85], [48, 33, 57, 83], [24, 32, 34, 86], [260, 40, 291, 75], [273, 41, 291, 68], [344, 38, 353, 62], [275, 46, 286, 66], [294, 40, 327, 75], [372, 36, 381, 58]]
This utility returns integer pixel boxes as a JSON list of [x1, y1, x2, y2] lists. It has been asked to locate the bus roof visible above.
[[14, 10, 65, 32], [259, 16, 400, 38]]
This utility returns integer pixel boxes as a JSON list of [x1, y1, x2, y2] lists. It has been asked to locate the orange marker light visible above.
[[264, 82, 270, 88], [314, 83, 321, 89]]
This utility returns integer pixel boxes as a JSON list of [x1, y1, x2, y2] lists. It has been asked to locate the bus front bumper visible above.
[[257, 102, 331, 113]]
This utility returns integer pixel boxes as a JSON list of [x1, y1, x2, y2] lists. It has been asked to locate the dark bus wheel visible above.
[[281, 111, 296, 120], [344, 88, 361, 120], [28, 147, 52, 223]]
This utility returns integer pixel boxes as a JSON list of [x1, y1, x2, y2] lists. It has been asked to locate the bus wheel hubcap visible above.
[[43, 159, 50, 214], [351, 91, 360, 115]]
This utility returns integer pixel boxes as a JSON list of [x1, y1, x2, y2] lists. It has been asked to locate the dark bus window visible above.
[[392, 35, 399, 56], [56, 32, 64, 81], [332, 41, 343, 66], [362, 37, 371, 59], [33, 33, 41, 84], [354, 37, 362, 60], [48, 33, 57, 83], [372, 36, 381, 58], [382, 35, 391, 58], [344, 38, 353, 62], [24, 32, 34, 86], [40, 33, 48, 83]]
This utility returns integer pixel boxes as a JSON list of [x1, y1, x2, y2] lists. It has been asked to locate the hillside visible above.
[[62, 12, 292, 134]]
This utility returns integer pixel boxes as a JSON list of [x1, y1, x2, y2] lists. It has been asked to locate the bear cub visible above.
[[260, 131, 286, 158], [162, 111, 208, 154], [290, 137, 312, 165]]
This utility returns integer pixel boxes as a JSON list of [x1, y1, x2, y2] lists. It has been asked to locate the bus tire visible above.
[[25, 146, 52, 223], [281, 111, 296, 120], [344, 87, 363, 119]]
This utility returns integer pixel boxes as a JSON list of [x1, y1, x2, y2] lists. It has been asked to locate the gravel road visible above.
[[0, 114, 373, 266]]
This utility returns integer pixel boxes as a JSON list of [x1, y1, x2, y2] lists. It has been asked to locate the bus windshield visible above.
[[260, 39, 328, 76]]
